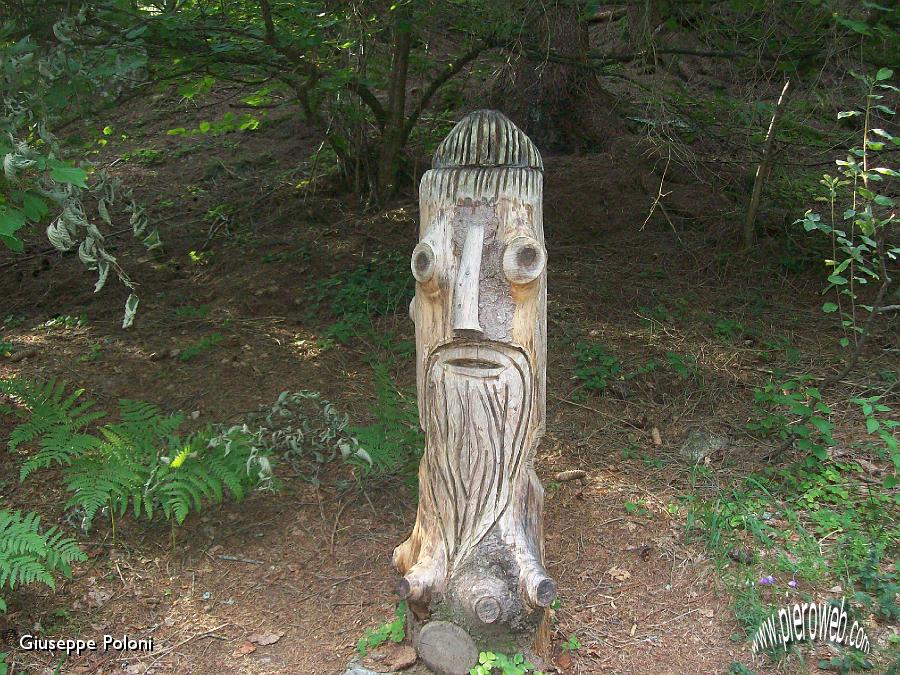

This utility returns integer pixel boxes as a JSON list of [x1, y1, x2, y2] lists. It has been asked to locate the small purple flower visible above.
[[759, 575, 776, 585], [788, 579, 798, 588]]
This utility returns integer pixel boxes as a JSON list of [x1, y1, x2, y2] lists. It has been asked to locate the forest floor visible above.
[[1, 84, 897, 675]]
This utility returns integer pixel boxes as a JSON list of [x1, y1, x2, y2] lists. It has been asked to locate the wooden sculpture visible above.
[[395, 110, 553, 672]]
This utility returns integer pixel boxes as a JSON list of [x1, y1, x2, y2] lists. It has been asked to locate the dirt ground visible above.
[[1, 89, 896, 674]]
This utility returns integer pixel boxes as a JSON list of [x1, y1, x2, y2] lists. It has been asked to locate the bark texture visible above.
[[395, 110, 554, 667], [494, 0, 620, 152]]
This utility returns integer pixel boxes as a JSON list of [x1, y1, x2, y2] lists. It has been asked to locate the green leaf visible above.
[[47, 160, 87, 188], [0, 234, 24, 252], [0, 206, 26, 235], [21, 193, 49, 222], [873, 194, 893, 206], [865, 417, 880, 433], [809, 417, 833, 435], [875, 67, 893, 81], [822, 302, 839, 313], [827, 274, 847, 285], [835, 15, 871, 34]]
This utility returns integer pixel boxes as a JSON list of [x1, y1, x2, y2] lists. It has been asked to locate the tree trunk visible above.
[[396, 110, 554, 674], [497, 0, 621, 152], [376, 6, 412, 200]]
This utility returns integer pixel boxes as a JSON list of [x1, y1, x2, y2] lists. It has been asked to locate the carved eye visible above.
[[411, 242, 436, 283], [503, 236, 545, 284]]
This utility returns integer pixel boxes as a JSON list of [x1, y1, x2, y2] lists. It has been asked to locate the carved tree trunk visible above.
[[395, 110, 554, 673]]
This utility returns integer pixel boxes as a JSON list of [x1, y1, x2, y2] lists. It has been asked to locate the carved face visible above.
[[411, 137, 547, 438]]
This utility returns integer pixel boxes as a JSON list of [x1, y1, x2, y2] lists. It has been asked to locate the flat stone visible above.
[[345, 664, 386, 675], [415, 621, 478, 675]]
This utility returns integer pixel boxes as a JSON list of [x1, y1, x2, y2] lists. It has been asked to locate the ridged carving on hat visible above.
[[432, 110, 543, 171]]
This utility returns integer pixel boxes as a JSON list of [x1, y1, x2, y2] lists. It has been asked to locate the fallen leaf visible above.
[[232, 641, 257, 658], [651, 427, 662, 447], [555, 651, 573, 671], [607, 566, 631, 582], [701, 608, 714, 618], [73, 584, 113, 611], [555, 469, 586, 482], [248, 631, 284, 646], [361, 642, 417, 671]]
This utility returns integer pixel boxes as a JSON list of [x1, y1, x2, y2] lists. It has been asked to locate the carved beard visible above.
[[423, 345, 533, 569]]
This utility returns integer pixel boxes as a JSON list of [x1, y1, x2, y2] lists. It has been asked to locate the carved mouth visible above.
[[431, 343, 529, 380], [445, 357, 503, 372]]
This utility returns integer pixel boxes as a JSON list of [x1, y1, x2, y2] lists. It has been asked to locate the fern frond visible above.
[[0, 510, 85, 596], [1, 378, 105, 452], [64, 456, 146, 529], [117, 399, 184, 439], [20, 427, 100, 481]]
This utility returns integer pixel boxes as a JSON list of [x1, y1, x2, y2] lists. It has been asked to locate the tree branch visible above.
[[402, 40, 493, 146], [259, 0, 275, 44], [743, 79, 792, 250]]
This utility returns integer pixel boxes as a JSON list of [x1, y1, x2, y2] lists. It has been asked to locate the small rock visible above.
[[8, 348, 38, 362], [168, 348, 181, 359], [728, 548, 755, 565], [191, 410, 201, 420], [345, 665, 386, 675], [679, 429, 728, 463]]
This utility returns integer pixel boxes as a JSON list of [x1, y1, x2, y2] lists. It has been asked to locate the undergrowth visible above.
[[310, 251, 412, 345], [1, 378, 275, 533], [0, 510, 86, 615]]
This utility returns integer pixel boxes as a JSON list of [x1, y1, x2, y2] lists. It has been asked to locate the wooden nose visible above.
[[452, 222, 484, 337]]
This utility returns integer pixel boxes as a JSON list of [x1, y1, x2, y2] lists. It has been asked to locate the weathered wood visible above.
[[395, 110, 554, 666], [416, 621, 479, 675]]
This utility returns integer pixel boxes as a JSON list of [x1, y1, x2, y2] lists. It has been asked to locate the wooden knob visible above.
[[503, 236, 545, 284], [474, 596, 502, 624]]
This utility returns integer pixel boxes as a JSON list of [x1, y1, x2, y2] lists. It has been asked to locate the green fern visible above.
[[0, 509, 86, 612], [1, 378, 106, 482], [1, 378, 105, 453], [5, 378, 275, 531], [64, 406, 272, 528], [348, 363, 422, 481], [159, 425, 274, 523]]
